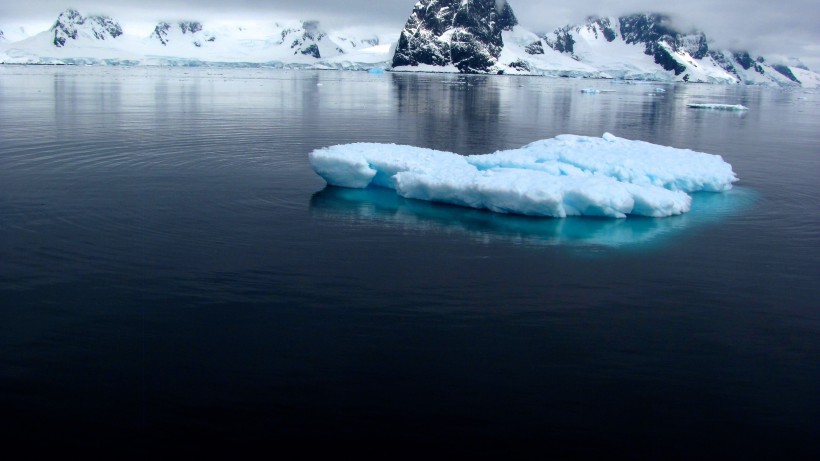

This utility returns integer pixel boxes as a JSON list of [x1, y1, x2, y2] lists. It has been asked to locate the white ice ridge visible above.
[[687, 103, 749, 111], [309, 133, 738, 218]]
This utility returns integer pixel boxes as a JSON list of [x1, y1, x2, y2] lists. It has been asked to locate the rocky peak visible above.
[[543, 17, 617, 60], [392, 0, 518, 73], [578, 16, 617, 42], [280, 20, 328, 58], [619, 13, 709, 60], [51, 9, 122, 47], [544, 25, 575, 54], [731, 50, 763, 72], [152, 22, 172, 45], [708, 49, 767, 78], [179, 21, 203, 35], [771, 64, 799, 82], [151, 21, 213, 47], [543, 13, 710, 76]]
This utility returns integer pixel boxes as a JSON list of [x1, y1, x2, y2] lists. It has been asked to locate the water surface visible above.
[[1, 66, 818, 457]]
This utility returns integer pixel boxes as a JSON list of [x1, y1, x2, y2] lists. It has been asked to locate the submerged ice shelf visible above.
[[309, 133, 738, 219]]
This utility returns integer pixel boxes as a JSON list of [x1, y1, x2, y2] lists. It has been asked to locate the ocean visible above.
[[1, 66, 817, 457]]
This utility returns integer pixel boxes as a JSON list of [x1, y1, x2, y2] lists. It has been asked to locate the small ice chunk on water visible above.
[[309, 133, 738, 219], [687, 103, 748, 111]]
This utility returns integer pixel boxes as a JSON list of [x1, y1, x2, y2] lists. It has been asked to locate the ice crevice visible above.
[[309, 133, 738, 218]]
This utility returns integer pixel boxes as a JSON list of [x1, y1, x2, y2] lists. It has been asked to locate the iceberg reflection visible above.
[[309, 186, 756, 248]]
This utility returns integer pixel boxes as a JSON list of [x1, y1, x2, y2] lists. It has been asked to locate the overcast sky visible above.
[[2, 0, 818, 68]]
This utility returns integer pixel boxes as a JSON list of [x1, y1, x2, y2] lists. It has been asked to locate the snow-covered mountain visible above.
[[51, 8, 123, 47], [391, 0, 518, 73], [0, 5, 817, 87], [390, 3, 818, 87], [533, 14, 800, 86], [0, 25, 33, 42], [0, 8, 393, 69], [150, 21, 213, 48]]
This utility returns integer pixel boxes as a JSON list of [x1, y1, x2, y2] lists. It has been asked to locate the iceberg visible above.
[[309, 133, 738, 219], [687, 103, 749, 111]]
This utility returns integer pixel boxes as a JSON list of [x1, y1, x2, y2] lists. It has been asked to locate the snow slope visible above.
[[789, 67, 820, 88], [0, 9, 394, 69]]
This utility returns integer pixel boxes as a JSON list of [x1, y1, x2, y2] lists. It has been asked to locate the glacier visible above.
[[309, 134, 738, 219]]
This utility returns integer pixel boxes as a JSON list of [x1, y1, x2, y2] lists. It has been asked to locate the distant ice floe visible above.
[[687, 103, 749, 111], [580, 88, 615, 94], [309, 133, 738, 219]]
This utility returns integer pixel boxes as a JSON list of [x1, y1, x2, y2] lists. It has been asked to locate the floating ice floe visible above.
[[687, 103, 749, 111], [309, 133, 738, 219], [580, 88, 616, 94]]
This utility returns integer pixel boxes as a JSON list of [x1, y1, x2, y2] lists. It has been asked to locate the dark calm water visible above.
[[1, 66, 818, 457]]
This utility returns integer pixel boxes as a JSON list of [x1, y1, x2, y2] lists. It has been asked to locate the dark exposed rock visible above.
[[772, 64, 799, 82], [51, 9, 122, 47], [708, 50, 738, 76], [542, 13, 737, 78], [574, 17, 617, 43], [508, 59, 530, 71], [733, 50, 754, 69], [392, 0, 518, 73], [52, 8, 83, 46], [708, 49, 777, 81], [301, 44, 320, 58], [89, 16, 122, 40], [595, 17, 617, 42], [731, 50, 765, 74], [618, 13, 709, 74], [286, 20, 327, 58], [179, 21, 202, 35], [524, 41, 544, 55], [545, 26, 574, 54], [152, 22, 172, 45], [541, 14, 705, 75], [152, 21, 207, 46], [653, 45, 687, 75]]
